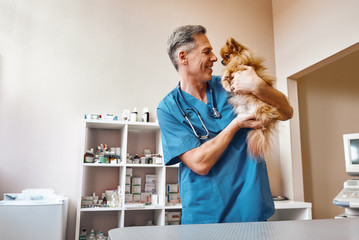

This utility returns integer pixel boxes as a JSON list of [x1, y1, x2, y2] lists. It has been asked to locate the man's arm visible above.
[[180, 114, 261, 175], [231, 66, 293, 121]]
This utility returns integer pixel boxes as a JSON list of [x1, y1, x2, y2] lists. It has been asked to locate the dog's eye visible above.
[[225, 54, 230, 59]]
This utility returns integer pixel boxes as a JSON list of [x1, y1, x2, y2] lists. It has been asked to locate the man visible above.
[[157, 25, 293, 224]]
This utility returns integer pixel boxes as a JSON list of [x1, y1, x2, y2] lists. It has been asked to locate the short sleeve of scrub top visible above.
[[157, 102, 201, 166]]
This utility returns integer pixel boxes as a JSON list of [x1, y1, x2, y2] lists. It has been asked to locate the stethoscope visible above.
[[174, 82, 221, 140]]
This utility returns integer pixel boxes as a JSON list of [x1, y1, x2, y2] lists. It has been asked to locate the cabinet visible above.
[[75, 120, 181, 239]]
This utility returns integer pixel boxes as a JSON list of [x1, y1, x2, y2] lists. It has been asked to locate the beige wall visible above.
[[0, 0, 278, 238], [272, 0, 359, 200], [298, 50, 359, 219]]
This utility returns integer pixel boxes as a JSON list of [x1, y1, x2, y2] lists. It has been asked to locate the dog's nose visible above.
[[221, 60, 225, 66]]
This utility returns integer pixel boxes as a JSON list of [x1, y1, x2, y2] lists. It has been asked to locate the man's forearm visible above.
[[179, 119, 240, 175], [254, 80, 293, 121]]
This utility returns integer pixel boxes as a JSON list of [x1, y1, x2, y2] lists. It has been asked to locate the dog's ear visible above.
[[227, 38, 239, 53], [228, 38, 245, 54]]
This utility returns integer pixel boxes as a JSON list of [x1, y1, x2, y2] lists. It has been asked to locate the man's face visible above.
[[186, 34, 218, 82]]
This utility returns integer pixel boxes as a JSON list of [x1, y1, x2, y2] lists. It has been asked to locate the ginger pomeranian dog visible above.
[[220, 38, 280, 158]]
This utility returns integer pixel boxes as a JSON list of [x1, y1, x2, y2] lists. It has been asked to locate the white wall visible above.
[[272, 0, 359, 200], [0, 0, 277, 238]]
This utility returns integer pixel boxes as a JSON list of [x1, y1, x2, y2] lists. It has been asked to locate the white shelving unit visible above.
[[75, 120, 180, 239], [75, 120, 312, 239]]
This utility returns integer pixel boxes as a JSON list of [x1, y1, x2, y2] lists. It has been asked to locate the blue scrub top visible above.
[[157, 76, 274, 224]]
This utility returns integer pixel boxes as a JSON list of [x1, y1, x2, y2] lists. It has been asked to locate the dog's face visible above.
[[220, 38, 247, 66]]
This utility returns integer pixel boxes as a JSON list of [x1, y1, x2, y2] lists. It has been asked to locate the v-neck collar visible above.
[[179, 82, 213, 111]]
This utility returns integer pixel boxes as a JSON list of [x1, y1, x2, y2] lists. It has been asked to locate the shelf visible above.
[[126, 164, 163, 168], [127, 122, 160, 130], [85, 120, 126, 129], [80, 205, 167, 212], [165, 204, 182, 209], [274, 200, 312, 209], [81, 207, 123, 212], [166, 163, 179, 168], [83, 163, 165, 168], [83, 163, 125, 167], [84, 120, 159, 130], [124, 204, 163, 210]]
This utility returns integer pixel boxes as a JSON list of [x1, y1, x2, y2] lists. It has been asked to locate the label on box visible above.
[[167, 184, 178, 193], [145, 183, 156, 194], [145, 174, 156, 183], [125, 176, 131, 185], [167, 211, 181, 221], [132, 185, 141, 194], [125, 185, 131, 194], [126, 168, 133, 177], [125, 194, 132, 203], [132, 177, 141, 186], [168, 193, 178, 201], [140, 193, 151, 203], [155, 157, 163, 164], [133, 193, 141, 202]]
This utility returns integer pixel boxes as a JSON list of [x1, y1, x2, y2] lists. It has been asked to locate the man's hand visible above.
[[235, 114, 264, 129], [230, 65, 293, 121], [230, 66, 264, 94]]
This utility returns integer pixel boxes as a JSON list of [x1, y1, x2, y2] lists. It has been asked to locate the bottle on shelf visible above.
[[96, 231, 107, 240], [102, 193, 108, 206], [79, 228, 87, 240], [130, 107, 138, 122], [133, 154, 140, 164], [84, 149, 94, 163], [87, 229, 96, 240], [142, 107, 149, 122]]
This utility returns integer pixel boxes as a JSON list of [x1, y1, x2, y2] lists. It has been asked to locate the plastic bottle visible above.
[[79, 228, 87, 240], [109, 151, 116, 164], [111, 191, 119, 207], [104, 150, 110, 163], [133, 154, 140, 164], [142, 107, 149, 122], [102, 193, 108, 206], [96, 231, 107, 240], [84, 149, 94, 163], [130, 107, 138, 122], [87, 229, 96, 240], [117, 186, 123, 207]]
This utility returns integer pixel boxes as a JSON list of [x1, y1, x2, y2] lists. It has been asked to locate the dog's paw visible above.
[[221, 78, 232, 92]]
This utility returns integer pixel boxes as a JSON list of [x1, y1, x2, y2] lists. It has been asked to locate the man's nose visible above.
[[212, 53, 218, 62]]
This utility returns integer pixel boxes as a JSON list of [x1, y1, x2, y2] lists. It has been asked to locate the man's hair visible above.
[[167, 25, 206, 71]]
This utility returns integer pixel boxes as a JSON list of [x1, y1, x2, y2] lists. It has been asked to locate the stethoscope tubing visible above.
[[175, 82, 220, 140]]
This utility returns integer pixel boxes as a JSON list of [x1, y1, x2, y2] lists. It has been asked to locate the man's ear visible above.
[[178, 50, 188, 65]]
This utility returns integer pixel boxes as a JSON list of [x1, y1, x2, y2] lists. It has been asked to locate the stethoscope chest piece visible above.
[[212, 108, 221, 119]]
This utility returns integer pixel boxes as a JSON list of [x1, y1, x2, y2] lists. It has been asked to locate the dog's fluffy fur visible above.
[[220, 37, 279, 158]]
